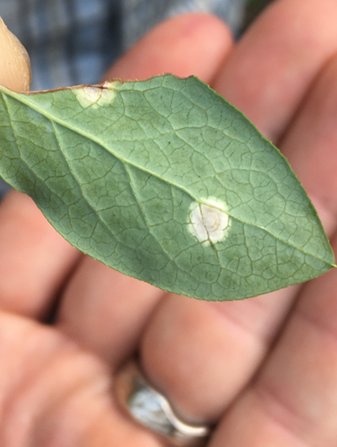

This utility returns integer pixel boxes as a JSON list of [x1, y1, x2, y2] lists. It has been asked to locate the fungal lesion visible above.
[[75, 81, 117, 109], [189, 199, 230, 245]]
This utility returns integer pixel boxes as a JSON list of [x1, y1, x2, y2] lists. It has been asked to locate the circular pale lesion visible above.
[[189, 199, 229, 244]]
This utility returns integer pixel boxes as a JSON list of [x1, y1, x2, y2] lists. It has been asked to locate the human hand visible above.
[[1, 0, 337, 445]]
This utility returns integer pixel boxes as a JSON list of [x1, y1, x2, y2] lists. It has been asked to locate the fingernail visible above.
[[0, 17, 31, 92]]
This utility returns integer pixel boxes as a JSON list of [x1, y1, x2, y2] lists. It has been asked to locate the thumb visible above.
[[0, 17, 31, 92]]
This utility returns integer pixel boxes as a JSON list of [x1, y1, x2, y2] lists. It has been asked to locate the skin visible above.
[[1, 0, 337, 444], [0, 18, 31, 92]]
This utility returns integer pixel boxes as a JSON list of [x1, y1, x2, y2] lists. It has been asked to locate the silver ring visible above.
[[115, 361, 211, 447]]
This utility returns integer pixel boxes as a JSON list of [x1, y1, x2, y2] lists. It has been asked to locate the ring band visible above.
[[115, 361, 211, 447]]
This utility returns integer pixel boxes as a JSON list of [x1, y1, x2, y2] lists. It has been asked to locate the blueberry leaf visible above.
[[0, 75, 334, 300]]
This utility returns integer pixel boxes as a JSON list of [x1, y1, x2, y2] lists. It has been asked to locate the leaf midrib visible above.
[[1, 88, 333, 267]]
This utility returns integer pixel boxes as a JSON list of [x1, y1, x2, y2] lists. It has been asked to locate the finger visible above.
[[0, 17, 31, 92], [57, 13, 233, 368], [139, 0, 337, 424], [57, 257, 163, 367], [281, 53, 337, 235], [105, 13, 233, 82], [141, 289, 295, 423], [210, 233, 337, 446], [0, 191, 79, 317], [213, 0, 337, 142]]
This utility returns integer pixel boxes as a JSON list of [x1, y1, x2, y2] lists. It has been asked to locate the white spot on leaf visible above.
[[189, 199, 229, 244], [75, 83, 117, 109]]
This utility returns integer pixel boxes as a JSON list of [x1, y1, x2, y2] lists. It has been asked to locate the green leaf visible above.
[[0, 75, 334, 300]]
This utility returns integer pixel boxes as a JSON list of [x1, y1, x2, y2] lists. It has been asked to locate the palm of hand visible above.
[[2, 1, 337, 445]]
